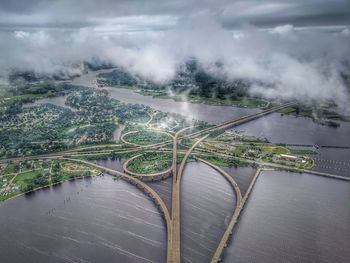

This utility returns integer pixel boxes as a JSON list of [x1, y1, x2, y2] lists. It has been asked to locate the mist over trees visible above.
[[0, 14, 349, 111]]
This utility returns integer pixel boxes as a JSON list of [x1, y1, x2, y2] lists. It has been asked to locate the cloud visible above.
[[341, 27, 350, 36], [0, 0, 349, 30], [0, 13, 349, 111]]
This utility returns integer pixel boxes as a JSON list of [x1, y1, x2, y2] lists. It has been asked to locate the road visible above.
[[0, 103, 293, 165], [303, 169, 350, 181], [210, 168, 261, 263], [4, 102, 344, 263], [169, 135, 208, 263], [123, 153, 173, 179], [187, 102, 295, 138], [196, 158, 243, 263], [57, 157, 174, 262]]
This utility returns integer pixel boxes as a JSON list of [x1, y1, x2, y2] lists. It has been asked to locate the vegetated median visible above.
[[127, 152, 173, 174], [122, 130, 172, 145]]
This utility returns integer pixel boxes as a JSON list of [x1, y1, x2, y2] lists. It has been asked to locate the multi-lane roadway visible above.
[[5, 102, 346, 263]]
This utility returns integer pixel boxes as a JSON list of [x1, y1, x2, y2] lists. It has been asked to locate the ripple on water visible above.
[[0, 176, 167, 263], [180, 162, 236, 263], [225, 170, 350, 263]]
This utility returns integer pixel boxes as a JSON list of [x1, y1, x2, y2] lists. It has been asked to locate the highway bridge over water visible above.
[[3, 102, 349, 262]]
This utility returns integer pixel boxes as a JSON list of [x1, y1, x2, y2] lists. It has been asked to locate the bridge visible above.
[[165, 103, 289, 262], [56, 157, 174, 262], [4, 102, 346, 263], [169, 135, 209, 263], [123, 153, 173, 181], [196, 158, 243, 262], [187, 102, 295, 138], [196, 159, 262, 263], [276, 143, 350, 149], [303, 169, 350, 181]]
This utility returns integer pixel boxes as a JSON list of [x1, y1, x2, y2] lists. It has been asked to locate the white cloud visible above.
[[341, 27, 350, 36], [270, 24, 295, 35], [14, 31, 30, 38], [0, 17, 349, 111]]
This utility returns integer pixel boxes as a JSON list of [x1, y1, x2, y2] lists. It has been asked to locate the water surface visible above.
[[70, 69, 260, 124], [0, 176, 166, 263], [225, 170, 350, 263], [312, 148, 350, 177], [235, 113, 350, 146], [180, 162, 236, 263], [106, 87, 259, 124], [222, 166, 257, 196], [24, 95, 75, 111]]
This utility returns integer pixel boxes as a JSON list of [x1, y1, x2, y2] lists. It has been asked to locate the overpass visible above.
[[53, 157, 173, 263], [169, 134, 209, 263], [6, 101, 349, 263], [186, 103, 295, 138], [123, 153, 173, 181], [195, 158, 243, 262], [276, 143, 350, 149], [197, 160, 262, 263], [303, 169, 350, 181], [0, 103, 293, 166]]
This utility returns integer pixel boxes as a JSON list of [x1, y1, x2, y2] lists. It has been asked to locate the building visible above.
[[279, 154, 298, 161]]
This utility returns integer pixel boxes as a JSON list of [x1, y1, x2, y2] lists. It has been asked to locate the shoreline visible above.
[[0, 174, 99, 204]]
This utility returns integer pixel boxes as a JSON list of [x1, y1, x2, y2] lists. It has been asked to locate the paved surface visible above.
[[5, 103, 336, 263]]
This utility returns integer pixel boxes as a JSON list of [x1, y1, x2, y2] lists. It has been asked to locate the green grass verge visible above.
[[14, 169, 44, 188], [128, 152, 173, 174], [123, 130, 171, 145]]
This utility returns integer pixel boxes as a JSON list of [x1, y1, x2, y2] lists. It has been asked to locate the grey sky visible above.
[[0, 0, 349, 31], [0, 1, 349, 110]]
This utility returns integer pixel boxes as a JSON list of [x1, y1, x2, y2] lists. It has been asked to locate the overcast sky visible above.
[[1, 1, 349, 110], [0, 0, 349, 32]]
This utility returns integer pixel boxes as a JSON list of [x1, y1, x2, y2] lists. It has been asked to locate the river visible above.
[[93, 160, 238, 262], [73, 69, 260, 124], [0, 176, 167, 263], [233, 113, 350, 147], [6, 69, 349, 262], [231, 113, 350, 177], [148, 161, 237, 263], [29, 70, 350, 149], [225, 170, 350, 263], [32, 70, 350, 145]]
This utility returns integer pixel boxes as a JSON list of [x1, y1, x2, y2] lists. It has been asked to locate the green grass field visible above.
[[14, 169, 44, 188], [123, 130, 171, 145], [128, 152, 173, 174]]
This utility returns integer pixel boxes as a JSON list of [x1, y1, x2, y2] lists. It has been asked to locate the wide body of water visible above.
[[0, 161, 240, 263], [4, 69, 349, 262], [234, 113, 350, 147], [106, 87, 259, 124], [71, 69, 260, 124], [180, 162, 236, 263], [32, 70, 350, 147], [95, 160, 239, 262], [225, 170, 350, 263], [0, 176, 167, 263], [312, 148, 350, 177], [232, 113, 350, 177], [30, 70, 350, 152]]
